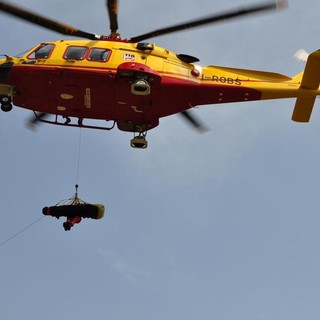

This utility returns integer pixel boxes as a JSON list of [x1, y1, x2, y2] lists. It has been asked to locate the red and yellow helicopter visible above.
[[0, 0, 319, 149]]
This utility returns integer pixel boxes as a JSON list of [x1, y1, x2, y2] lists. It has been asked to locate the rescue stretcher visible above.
[[42, 185, 105, 231], [42, 204, 105, 220]]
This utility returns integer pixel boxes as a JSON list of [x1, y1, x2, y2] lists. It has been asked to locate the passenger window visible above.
[[64, 46, 88, 60], [29, 44, 55, 59], [88, 48, 111, 62]]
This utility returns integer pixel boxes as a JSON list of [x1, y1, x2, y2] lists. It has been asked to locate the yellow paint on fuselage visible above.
[[201, 65, 305, 100], [8, 39, 200, 85]]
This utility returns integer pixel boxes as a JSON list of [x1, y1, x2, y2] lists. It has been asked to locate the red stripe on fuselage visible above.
[[9, 64, 263, 123]]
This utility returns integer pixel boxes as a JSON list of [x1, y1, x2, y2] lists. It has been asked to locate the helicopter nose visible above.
[[0, 59, 14, 82]]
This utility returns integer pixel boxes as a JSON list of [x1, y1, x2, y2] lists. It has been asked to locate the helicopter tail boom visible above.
[[292, 49, 320, 122]]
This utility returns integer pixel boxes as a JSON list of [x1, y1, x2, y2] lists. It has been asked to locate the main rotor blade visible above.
[[26, 112, 48, 131], [0, 1, 99, 40], [130, 0, 287, 43], [107, 0, 119, 34], [180, 110, 209, 133]]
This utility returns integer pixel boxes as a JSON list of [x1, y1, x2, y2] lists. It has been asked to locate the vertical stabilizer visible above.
[[292, 50, 320, 122]]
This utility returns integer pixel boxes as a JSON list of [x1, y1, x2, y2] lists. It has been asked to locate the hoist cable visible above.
[[0, 216, 44, 249], [76, 128, 82, 186]]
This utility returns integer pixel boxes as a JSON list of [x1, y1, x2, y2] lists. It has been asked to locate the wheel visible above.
[[0, 96, 11, 104], [1, 103, 13, 112]]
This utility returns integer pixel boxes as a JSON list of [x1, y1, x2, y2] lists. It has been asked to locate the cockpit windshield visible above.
[[28, 43, 55, 59]]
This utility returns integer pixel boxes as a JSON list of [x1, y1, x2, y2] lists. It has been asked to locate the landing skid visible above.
[[31, 112, 116, 131], [31, 112, 149, 148]]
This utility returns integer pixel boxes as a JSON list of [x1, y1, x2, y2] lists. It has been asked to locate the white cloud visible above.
[[96, 247, 151, 285]]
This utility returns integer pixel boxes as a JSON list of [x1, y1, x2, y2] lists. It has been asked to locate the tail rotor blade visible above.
[[294, 49, 309, 63]]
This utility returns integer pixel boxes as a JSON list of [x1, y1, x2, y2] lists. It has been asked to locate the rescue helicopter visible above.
[[0, 0, 319, 149]]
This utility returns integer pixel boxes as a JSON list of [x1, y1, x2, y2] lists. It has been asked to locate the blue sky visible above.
[[1, 1, 320, 319]]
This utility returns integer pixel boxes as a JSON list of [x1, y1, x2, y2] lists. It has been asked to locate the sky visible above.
[[1, 0, 320, 319]]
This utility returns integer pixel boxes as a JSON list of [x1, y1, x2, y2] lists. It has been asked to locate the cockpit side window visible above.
[[64, 46, 88, 60], [28, 43, 55, 59], [88, 48, 111, 62]]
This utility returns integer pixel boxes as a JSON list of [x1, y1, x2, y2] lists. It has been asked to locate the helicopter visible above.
[[0, 0, 319, 149]]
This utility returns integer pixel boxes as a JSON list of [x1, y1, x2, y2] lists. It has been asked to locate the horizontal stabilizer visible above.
[[292, 50, 320, 122]]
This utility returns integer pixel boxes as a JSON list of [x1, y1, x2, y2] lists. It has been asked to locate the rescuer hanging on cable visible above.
[[42, 185, 105, 231]]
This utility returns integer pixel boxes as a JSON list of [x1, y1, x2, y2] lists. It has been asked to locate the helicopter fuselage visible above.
[[0, 38, 312, 134]]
